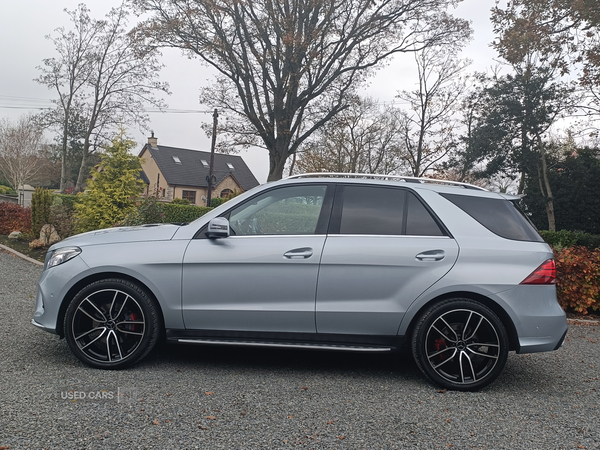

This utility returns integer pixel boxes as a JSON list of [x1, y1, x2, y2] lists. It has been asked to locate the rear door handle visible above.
[[284, 248, 314, 259], [416, 250, 445, 261]]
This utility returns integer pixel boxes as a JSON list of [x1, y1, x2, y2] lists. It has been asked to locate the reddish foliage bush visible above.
[[0, 202, 32, 236], [554, 246, 600, 314]]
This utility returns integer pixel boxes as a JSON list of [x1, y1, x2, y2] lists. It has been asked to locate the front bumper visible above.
[[32, 255, 91, 336]]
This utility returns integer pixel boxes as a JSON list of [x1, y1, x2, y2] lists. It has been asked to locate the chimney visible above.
[[148, 131, 158, 148]]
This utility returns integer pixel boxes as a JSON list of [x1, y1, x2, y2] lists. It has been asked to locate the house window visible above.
[[172, 156, 181, 164], [227, 162, 235, 170], [220, 188, 233, 198], [201, 159, 209, 168], [182, 190, 196, 205]]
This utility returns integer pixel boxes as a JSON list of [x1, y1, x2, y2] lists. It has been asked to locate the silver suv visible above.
[[32, 174, 567, 391]]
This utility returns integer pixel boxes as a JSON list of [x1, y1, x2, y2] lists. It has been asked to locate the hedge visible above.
[[540, 230, 600, 250], [554, 246, 600, 314], [162, 203, 212, 224]]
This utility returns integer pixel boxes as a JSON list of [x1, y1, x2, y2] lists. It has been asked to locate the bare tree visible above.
[[0, 116, 47, 191], [396, 42, 471, 176], [37, 3, 169, 192], [35, 5, 101, 193], [133, 0, 471, 180], [295, 97, 407, 174]]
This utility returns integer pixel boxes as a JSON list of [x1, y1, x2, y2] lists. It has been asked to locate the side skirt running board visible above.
[[176, 338, 393, 352]]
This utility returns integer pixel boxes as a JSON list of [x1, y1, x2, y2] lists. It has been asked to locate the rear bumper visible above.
[[497, 285, 568, 354]]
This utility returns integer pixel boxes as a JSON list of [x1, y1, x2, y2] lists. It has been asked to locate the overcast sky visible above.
[[0, 0, 500, 183]]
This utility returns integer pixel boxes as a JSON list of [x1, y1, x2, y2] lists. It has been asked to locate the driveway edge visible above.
[[0, 243, 44, 266]]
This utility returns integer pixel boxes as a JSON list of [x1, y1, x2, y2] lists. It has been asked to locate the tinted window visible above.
[[406, 193, 445, 236], [340, 186, 405, 235], [228, 185, 327, 235], [441, 193, 543, 242]]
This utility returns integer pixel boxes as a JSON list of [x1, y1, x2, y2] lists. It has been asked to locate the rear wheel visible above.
[[64, 278, 161, 369], [412, 298, 509, 391]]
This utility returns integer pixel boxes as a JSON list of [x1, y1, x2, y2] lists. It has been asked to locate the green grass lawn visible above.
[[0, 235, 47, 262]]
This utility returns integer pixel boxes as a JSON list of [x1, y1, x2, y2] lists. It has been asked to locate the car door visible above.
[[316, 185, 459, 335], [182, 183, 332, 333]]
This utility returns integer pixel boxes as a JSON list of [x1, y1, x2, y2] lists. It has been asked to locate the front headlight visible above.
[[45, 247, 82, 270]]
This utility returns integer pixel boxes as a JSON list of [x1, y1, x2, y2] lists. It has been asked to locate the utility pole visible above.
[[206, 108, 218, 206]]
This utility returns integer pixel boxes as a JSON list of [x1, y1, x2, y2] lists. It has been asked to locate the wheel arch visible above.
[[56, 272, 165, 338], [403, 291, 519, 352]]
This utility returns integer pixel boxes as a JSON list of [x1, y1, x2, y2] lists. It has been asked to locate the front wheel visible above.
[[412, 298, 509, 391], [64, 278, 161, 369]]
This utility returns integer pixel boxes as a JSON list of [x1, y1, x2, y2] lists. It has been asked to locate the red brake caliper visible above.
[[434, 338, 447, 361], [128, 313, 137, 332]]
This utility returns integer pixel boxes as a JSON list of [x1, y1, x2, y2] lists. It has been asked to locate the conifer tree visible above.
[[75, 132, 144, 233]]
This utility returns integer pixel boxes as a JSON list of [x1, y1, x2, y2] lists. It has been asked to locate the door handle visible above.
[[284, 248, 314, 259], [416, 250, 445, 261]]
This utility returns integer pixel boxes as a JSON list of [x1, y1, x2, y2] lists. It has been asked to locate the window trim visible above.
[[328, 184, 450, 237], [194, 183, 335, 239]]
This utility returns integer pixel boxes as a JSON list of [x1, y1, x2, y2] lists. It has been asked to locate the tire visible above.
[[64, 278, 161, 369], [411, 298, 509, 391]]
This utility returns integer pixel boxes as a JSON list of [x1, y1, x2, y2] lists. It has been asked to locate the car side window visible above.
[[406, 192, 445, 236], [338, 186, 445, 236], [440, 193, 543, 242], [339, 186, 406, 235], [228, 185, 328, 235]]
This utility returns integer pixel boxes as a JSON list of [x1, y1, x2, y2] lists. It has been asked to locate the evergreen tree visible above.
[[75, 132, 144, 233]]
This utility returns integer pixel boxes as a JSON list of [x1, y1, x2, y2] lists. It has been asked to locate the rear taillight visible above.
[[520, 259, 556, 285]]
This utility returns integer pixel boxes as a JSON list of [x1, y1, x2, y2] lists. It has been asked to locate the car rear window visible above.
[[440, 193, 543, 242]]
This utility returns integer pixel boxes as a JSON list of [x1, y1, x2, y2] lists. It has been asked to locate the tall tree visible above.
[[465, 64, 575, 230], [133, 0, 471, 181], [37, 3, 169, 193], [36, 5, 101, 193], [0, 116, 47, 191], [492, 0, 600, 114], [396, 41, 471, 176], [294, 97, 407, 174]]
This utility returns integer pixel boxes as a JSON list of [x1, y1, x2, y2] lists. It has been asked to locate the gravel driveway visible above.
[[1, 249, 599, 449]]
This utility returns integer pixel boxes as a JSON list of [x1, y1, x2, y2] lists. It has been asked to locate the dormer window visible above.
[[172, 156, 181, 164], [201, 159, 209, 168]]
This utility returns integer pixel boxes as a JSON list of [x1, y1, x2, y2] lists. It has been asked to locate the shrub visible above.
[[554, 246, 600, 314], [75, 133, 145, 233], [0, 185, 15, 195], [53, 194, 77, 210], [540, 230, 600, 251], [210, 197, 227, 207], [163, 204, 212, 224], [171, 198, 190, 205], [0, 203, 32, 236], [49, 203, 76, 240], [31, 188, 52, 238], [120, 197, 166, 226]]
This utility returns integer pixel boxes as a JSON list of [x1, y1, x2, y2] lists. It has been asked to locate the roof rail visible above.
[[286, 172, 487, 191]]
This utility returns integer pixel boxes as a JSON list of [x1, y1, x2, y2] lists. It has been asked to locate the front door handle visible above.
[[284, 248, 314, 259], [416, 250, 445, 261]]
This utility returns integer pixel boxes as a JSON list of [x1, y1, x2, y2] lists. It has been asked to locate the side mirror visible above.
[[206, 217, 230, 239]]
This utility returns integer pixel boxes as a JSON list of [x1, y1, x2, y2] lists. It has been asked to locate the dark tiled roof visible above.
[[141, 144, 260, 191]]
